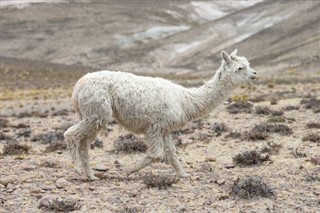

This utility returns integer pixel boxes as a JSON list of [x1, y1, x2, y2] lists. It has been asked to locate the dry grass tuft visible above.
[[38, 195, 81, 212], [266, 116, 286, 123], [113, 134, 147, 153], [282, 105, 299, 111], [143, 173, 180, 189], [260, 141, 282, 155], [3, 142, 30, 155], [230, 176, 275, 199], [31, 131, 64, 144], [211, 122, 228, 135], [252, 123, 292, 135], [270, 98, 278, 105], [226, 101, 253, 114], [0, 117, 10, 128], [44, 141, 67, 153], [16, 128, 32, 138], [255, 106, 271, 115], [17, 111, 48, 118], [117, 206, 141, 213], [302, 133, 320, 143], [306, 122, 320, 129], [90, 138, 104, 149], [243, 130, 269, 141], [300, 97, 320, 113], [270, 110, 284, 116], [225, 131, 242, 139], [40, 160, 60, 168], [12, 123, 30, 129], [233, 150, 270, 166]]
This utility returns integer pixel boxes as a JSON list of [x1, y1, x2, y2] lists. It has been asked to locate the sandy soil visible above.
[[1, 81, 319, 213]]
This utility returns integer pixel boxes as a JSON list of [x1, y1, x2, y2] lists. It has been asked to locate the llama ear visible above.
[[221, 51, 231, 64], [230, 49, 238, 56]]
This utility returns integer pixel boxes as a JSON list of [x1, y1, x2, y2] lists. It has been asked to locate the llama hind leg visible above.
[[164, 134, 189, 177], [65, 118, 101, 180], [127, 128, 164, 176]]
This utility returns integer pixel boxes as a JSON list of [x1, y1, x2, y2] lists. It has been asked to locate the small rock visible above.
[[216, 179, 226, 186], [94, 163, 109, 172], [55, 178, 70, 189], [205, 156, 216, 162], [94, 172, 105, 179], [224, 163, 235, 169], [22, 164, 37, 171], [218, 193, 229, 200], [177, 204, 186, 212], [311, 156, 320, 165], [314, 190, 320, 196]]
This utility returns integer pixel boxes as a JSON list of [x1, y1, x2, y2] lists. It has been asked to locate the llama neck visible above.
[[184, 66, 237, 121]]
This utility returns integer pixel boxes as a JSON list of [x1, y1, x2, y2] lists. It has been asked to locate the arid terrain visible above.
[[1, 1, 320, 213]]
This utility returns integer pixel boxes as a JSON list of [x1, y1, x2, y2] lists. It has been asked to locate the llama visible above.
[[64, 50, 256, 180]]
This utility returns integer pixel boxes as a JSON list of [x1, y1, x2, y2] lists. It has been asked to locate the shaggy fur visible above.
[[64, 50, 256, 180]]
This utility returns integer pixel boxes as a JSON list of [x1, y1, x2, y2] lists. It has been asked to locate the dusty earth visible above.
[[0, 78, 319, 212], [0, 1, 320, 212]]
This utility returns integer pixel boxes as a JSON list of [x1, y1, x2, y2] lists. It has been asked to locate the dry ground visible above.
[[0, 80, 319, 213]]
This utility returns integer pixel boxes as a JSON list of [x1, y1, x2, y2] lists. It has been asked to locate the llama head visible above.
[[220, 49, 256, 84]]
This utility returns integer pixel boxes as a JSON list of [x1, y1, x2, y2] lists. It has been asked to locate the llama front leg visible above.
[[164, 134, 189, 177], [127, 128, 164, 176]]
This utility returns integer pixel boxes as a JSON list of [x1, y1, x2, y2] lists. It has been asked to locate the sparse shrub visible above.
[[270, 110, 284, 116], [0, 118, 10, 128], [225, 131, 242, 139], [282, 105, 299, 111], [117, 206, 141, 213], [302, 133, 320, 143], [13, 123, 30, 129], [211, 122, 228, 135], [3, 142, 30, 155], [38, 195, 81, 211], [90, 138, 104, 149], [31, 131, 64, 144], [52, 109, 69, 116], [243, 130, 269, 141], [172, 127, 194, 139], [113, 134, 147, 153], [226, 101, 253, 114], [306, 122, 320, 129], [198, 162, 213, 172], [142, 173, 179, 189], [292, 148, 307, 158], [233, 150, 270, 166], [300, 97, 320, 113], [44, 141, 67, 153], [260, 141, 282, 155], [16, 128, 32, 138], [230, 176, 275, 199], [270, 99, 278, 105], [255, 106, 271, 115], [17, 111, 48, 118], [40, 160, 59, 168], [251, 123, 292, 135], [266, 116, 286, 123], [249, 96, 265, 103], [0, 132, 10, 140], [231, 95, 248, 102]]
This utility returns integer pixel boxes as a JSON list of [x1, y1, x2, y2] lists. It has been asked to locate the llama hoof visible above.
[[126, 170, 134, 177], [88, 175, 100, 181], [179, 172, 190, 178]]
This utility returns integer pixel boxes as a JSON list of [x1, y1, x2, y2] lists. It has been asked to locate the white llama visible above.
[[64, 50, 256, 180]]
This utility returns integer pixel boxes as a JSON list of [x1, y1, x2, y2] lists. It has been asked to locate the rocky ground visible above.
[[0, 80, 319, 213]]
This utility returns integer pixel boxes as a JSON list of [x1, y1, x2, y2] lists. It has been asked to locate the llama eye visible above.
[[238, 67, 243, 71]]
